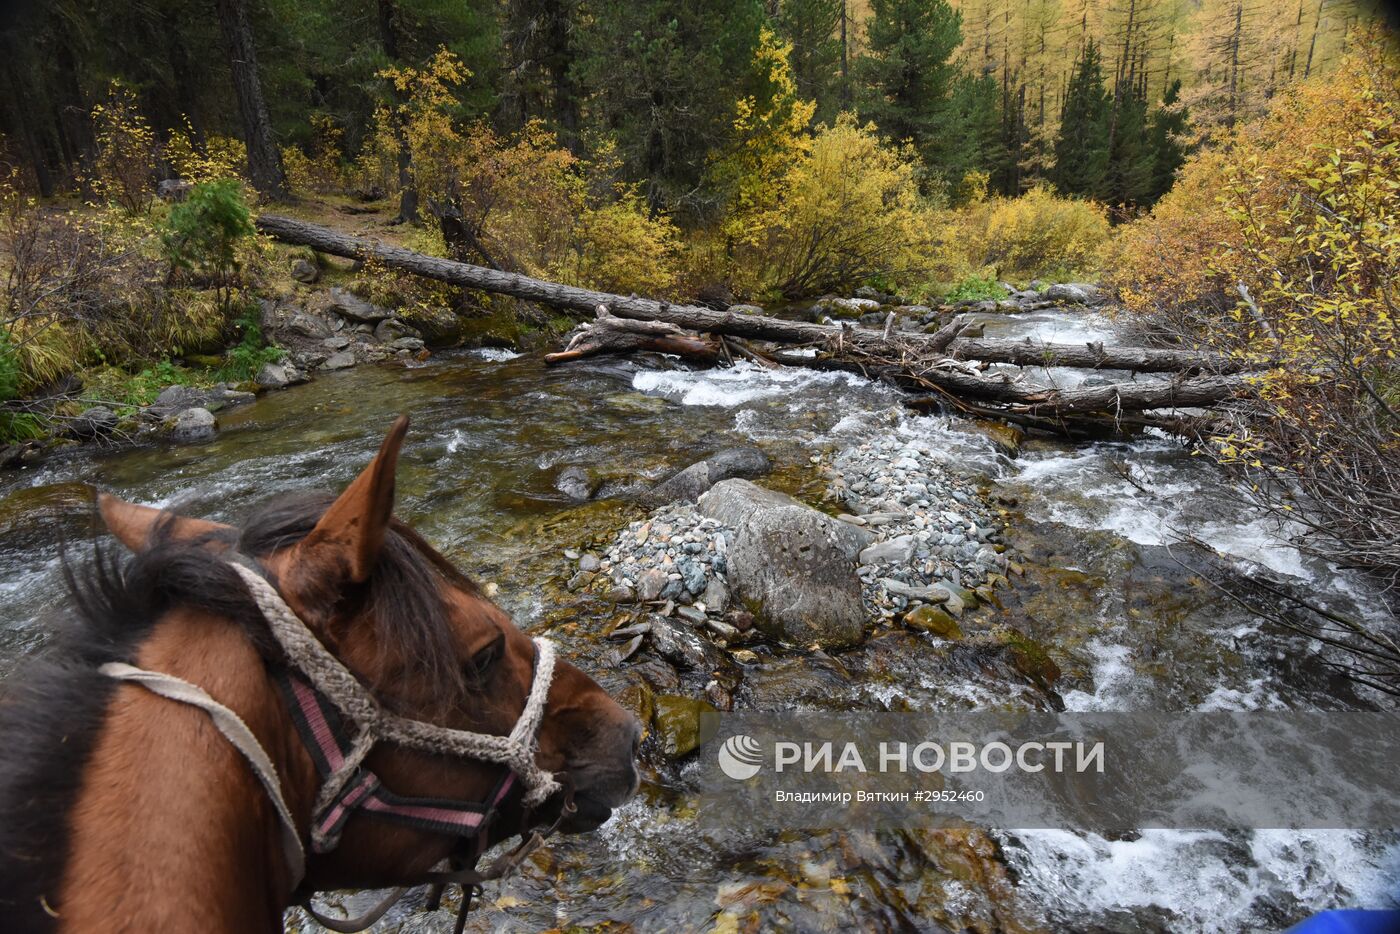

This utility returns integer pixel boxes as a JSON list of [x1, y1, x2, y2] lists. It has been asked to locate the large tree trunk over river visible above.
[[255, 214, 1252, 431]]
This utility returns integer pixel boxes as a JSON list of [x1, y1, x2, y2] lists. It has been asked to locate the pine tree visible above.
[[1145, 78, 1189, 204], [934, 72, 1002, 197], [1051, 38, 1111, 199], [573, 0, 766, 214], [774, 0, 844, 122], [855, 0, 963, 166], [213, 0, 287, 198], [1105, 84, 1152, 206]]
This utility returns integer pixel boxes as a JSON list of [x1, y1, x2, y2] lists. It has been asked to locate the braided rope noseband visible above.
[[103, 558, 563, 894]]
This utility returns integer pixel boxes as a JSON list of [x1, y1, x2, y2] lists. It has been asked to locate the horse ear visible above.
[[97, 493, 233, 552], [296, 415, 410, 585]]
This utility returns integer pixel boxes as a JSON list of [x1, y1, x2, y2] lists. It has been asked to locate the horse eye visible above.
[[469, 631, 506, 676]]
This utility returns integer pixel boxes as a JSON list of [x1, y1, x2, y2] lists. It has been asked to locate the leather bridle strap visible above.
[[98, 661, 307, 889]]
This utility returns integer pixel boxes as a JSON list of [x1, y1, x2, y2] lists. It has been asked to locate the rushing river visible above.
[[0, 309, 1395, 932]]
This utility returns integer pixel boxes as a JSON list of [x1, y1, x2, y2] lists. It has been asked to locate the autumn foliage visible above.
[[1110, 29, 1400, 583]]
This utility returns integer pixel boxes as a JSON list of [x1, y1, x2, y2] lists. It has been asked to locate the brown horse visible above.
[[0, 416, 641, 932]]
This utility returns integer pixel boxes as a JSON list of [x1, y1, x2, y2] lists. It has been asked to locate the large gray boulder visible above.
[[255, 360, 308, 389], [165, 407, 217, 442], [697, 479, 874, 648], [1043, 282, 1106, 306], [67, 406, 118, 439], [328, 287, 393, 323], [644, 446, 772, 505]]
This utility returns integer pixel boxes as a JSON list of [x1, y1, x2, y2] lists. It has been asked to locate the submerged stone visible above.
[[904, 605, 963, 640], [652, 694, 719, 758]]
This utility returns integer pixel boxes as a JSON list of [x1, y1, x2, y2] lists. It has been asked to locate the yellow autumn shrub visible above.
[[89, 82, 158, 214], [1109, 26, 1400, 584], [931, 184, 1109, 287], [371, 49, 680, 298], [165, 118, 247, 185], [728, 113, 936, 299]]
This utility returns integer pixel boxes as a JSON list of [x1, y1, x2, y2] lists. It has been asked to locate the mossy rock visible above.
[[652, 694, 719, 758], [983, 625, 1061, 689], [618, 680, 656, 727], [904, 605, 963, 640], [975, 420, 1024, 458]]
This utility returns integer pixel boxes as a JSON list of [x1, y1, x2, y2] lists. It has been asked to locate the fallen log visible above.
[[543, 307, 718, 364], [261, 214, 1237, 368], [256, 214, 1254, 429], [947, 336, 1246, 374]]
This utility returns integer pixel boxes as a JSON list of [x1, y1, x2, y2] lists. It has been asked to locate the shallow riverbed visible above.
[[1, 309, 1395, 932]]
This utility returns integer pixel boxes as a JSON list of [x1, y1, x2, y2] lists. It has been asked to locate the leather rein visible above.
[[100, 556, 575, 932]]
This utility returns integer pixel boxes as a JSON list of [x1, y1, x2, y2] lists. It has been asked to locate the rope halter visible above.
[[103, 557, 563, 892]]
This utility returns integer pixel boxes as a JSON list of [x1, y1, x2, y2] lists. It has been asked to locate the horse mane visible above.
[[0, 490, 489, 931]]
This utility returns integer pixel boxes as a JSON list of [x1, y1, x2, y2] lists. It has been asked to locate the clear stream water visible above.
[[0, 310, 1395, 932]]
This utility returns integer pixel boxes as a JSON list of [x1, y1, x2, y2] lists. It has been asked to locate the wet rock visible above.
[[649, 615, 722, 670], [636, 568, 668, 602], [390, 337, 426, 352], [566, 570, 595, 591], [285, 310, 334, 339], [643, 446, 772, 505], [675, 605, 707, 626], [977, 626, 1061, 690], [328, 286, 393, 323], [827, 297, 881, 318], [578, 553, 601, 573], [321, 351, 356, 370], [291, 258, 320, 284], [374, 317, 422, 344], [67, 406, 118, 439], [697, 479, 874, 648], [880, 578, 952, 604], [1043, 282, 1105, 306], [651, 694, 718, 758], [322, 335, 352, 350], [976, 420, 1024, 458], [165, 407, 216, 442], [554, 465, 595, 502], [679, 560, 708, 597], [728, 304, 764, 315], [148, 384, 253, 418], [859, 534, 916, 565], [904, 605, 962, 640], [701, 577, 729, 614], [255, 360, 308, 389]]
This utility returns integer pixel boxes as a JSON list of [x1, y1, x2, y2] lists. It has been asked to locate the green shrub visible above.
[[944, 275, 1008, 302], [161, 179, 255, 294], [219, 306, 282, 381]]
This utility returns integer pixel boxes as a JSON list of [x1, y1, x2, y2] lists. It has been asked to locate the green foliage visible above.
[[1051, 40, 1112, 198], [0, 331, 18, 403], [161, 179, 255, 286], [220, 306, 283, 381], [1147, 80, 1191, 204], [856, 0, 964, 178], [774, 0, 844, 121], [573, 0, 766, 214], [944, 276, 1007, 302]]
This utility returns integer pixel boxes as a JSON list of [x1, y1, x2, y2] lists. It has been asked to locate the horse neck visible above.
[[58, 608, 317, 933]]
